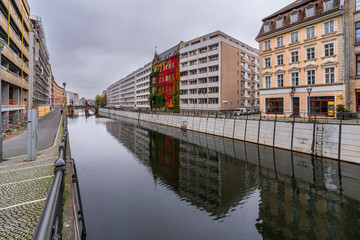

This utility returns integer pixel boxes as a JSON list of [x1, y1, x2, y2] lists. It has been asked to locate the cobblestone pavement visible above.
[[0, 157, 56, 239]]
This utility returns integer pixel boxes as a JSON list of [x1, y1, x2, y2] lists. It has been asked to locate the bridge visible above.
[[68, 105, 99, 117]]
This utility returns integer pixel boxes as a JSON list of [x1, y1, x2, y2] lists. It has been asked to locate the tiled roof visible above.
[[262, 0, 313, 21], [155, 44, 180, 63]]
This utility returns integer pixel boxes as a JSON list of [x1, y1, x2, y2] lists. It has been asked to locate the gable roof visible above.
[[262, 0, 313, 21], [155, 44, 180, 63]]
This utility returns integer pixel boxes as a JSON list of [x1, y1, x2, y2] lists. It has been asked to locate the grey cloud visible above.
[[29, 0, 289, 98]]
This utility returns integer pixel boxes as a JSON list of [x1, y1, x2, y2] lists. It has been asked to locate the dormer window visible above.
[[323, 0, 334, 11], [290, 11, 299, 23], [306, 4, 316, 17], [264, 22, 271, 32], [276, 17, 284, 28]]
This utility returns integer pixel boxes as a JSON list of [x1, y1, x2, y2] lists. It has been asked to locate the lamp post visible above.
[[63, 82, 66, 126], [290, 87, 295, 117], [0, 38, 7, 161], [307, 85, 312, 119]]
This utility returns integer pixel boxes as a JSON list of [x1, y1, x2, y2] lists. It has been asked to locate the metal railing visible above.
[[33, 119, 87, 239], [33, 127, 67, 240], [69, 157, 87, 239]]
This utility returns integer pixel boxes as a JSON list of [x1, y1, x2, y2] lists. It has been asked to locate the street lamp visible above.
[[0, 38, 7, 161], [307, 85, 312, 118], [290, 87, 295, 116]]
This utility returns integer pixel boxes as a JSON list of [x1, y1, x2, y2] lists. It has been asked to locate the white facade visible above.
[[107, 81, 121, 106], [107, 62, 151, 108], [66, 91, 79, 105], [135, 63, 151, 108]]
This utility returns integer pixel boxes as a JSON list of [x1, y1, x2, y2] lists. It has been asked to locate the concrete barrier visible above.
[[274, 122, 293, 150], [258, 121, 275, 146], [223, 119, 235, 138], [341, 125, 360, 164], [322, 124, 340, 160], [100, 108, 360, 164], [245, 120, 259, 143], [199, 118, 208, 133], [292, 123, 314, 154], [233, 120, 246, 141], [214, 118, 225, 136], [206, 118, 215, 135]]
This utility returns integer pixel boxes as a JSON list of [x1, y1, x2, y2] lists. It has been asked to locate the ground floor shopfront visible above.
[[260, 84, 344, 117]]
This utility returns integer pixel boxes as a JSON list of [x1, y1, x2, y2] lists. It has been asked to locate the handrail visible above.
[[33, 118, 87, 239], [32, 128, 66, 240], [69, 158, 87, 239]]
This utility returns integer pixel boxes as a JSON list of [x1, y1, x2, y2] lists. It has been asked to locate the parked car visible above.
[[232, 108, 248, 116], [134, 107, 141, 112], [247, 109, 256, 115], [113, 105, 122, 110]]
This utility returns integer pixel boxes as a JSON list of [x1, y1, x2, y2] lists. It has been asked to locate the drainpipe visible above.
[[346, 0, 351, 109], [341, 0, 346, 112]]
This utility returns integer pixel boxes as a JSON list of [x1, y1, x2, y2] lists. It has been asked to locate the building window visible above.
[[307, 70, 316, 85], [324, 43, 334, 56], [264, 23, 271, 32], [290, 32, 299, 43], [323, 0, 334, 11], [277, 36, 283, 47], [324, 67, 335, 83], [306, 5, 316, 17], [291, 72, 299, 86], [357, 55, 360, 76], [277, 74, 284, 87], [357, 92, 360, 112], [306, 26, 315, 39], [306, 47, 316, 60], [290, 12, 299, 23], [264, 40, 271, 50], [265, 76, 271, 88], [277, 55, 284, 65], [357, 0, 360, 11], [356, 22, 360, 43], [276, 18, 284, 28], [291, 51, 299, 63], [264, 57, 271, 68], [324, 20, 335, 34], [266, 98, 284, 113]]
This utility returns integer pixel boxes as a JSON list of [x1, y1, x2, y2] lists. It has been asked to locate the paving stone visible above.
[[0, 177, 53, 209], [0, 200, 45, 240]]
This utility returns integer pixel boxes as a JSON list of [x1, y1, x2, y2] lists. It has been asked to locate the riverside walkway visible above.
[[0, 110, 62, 239], [4, 109, 62, 159]]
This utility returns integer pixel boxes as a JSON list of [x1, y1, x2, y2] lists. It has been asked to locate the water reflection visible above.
[[105, 116, 360, 239]]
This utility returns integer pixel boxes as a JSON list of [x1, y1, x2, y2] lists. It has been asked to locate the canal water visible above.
[[68, 112, 360, 240]]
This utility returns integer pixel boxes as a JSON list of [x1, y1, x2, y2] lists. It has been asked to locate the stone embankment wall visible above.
[[99, 108, 360, 164]]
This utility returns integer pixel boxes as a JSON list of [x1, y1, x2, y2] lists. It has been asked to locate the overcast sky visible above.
[[29, 0, 290, 99]]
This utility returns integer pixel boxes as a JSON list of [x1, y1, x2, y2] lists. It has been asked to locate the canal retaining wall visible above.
[[99, 108, 360, 164]]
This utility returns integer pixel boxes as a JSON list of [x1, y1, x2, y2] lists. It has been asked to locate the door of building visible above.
[[357, 92, 360, 112], [292, 97, 300, 116]]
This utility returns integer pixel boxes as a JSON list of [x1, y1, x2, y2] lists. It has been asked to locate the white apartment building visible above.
[[107, 62, 151, 109], [179, 31, 260, 111], [107, 81, 120, 106], [135, 62, 151, 108]]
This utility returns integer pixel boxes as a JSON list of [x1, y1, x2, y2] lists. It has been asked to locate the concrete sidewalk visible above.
[[4, 109, 62, 159]]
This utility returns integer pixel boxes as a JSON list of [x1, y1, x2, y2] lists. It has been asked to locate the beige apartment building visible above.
[[51, 77, 64, 108], [180, 31, 260, 112], [256, 0, 344, 116], [1, 0, 31, 127]]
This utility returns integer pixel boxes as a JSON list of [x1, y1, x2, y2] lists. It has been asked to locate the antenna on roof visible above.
[[155, 46, 157, 54]]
